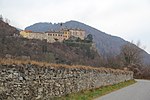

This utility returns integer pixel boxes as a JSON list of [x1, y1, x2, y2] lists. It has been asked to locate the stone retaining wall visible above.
[[0, 60, 133, 100]]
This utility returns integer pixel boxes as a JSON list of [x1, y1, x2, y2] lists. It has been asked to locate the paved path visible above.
[[95, 80, 150, 100]]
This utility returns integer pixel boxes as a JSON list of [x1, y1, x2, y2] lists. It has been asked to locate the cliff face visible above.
[[0, 59, 133, 99]]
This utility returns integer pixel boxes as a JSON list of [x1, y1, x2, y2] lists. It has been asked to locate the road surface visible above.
[[95, 79, 150, 100]]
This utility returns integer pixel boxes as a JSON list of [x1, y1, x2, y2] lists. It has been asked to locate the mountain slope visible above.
[[0, 20, 19, 36], [25, 20, 150, 65]]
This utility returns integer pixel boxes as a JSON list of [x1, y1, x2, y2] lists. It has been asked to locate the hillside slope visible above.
[[25, 20, 150, 65], [0, 20, 103, 67], [0, 20, 19, 36]]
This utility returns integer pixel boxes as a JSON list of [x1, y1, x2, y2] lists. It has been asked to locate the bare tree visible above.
[[5, 18, 10, 24], [119, 41, 145, 78], [120, 41, 143, 67], [0, 14, 3, 21]]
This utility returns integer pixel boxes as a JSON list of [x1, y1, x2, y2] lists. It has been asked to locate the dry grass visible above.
[[0, 58, 133, 74]]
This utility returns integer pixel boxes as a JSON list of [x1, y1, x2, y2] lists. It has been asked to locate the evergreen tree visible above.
[[86, 34, 93, 42]]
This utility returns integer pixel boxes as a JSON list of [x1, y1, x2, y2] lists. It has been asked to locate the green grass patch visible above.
[[53, 80, 136, 100]]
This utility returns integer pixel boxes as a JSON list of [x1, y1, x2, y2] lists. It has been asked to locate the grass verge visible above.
[[54, 80, 136, 100]]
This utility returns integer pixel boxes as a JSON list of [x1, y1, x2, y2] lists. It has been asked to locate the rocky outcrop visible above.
[[0, 59, 133, 100]]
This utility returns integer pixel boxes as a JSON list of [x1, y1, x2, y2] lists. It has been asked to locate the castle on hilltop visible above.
[[20, 28, 85, 43]]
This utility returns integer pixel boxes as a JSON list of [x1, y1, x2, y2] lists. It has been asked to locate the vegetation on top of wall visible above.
[[0, 58, 133, 74]]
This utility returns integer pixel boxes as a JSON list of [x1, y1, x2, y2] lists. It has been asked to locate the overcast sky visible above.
[[0, 0, 150, 53]]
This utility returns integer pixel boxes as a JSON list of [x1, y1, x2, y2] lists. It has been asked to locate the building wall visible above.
[[20, 29, 86, 43], [20, 31, 30, 38], [69, 29, 85, 40], [63, 30, 70, 40], [20, 31, 46, 40], [46, 32, 64, 43], [0, 62, 133, 99], [28, 32, 46, 40]]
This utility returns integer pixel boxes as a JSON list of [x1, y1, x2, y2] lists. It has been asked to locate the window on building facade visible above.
[[49, 34, 52, 36]]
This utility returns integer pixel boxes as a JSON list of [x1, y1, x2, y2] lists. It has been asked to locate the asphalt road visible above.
[[95, 80, 150, 100]]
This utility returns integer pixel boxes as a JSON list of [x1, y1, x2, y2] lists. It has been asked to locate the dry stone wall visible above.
[[0, 61, 133, 100]]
